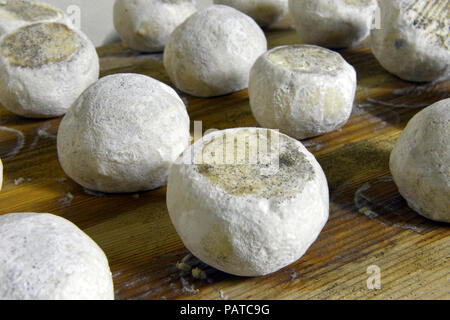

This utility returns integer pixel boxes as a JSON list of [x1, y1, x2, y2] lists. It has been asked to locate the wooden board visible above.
[[0, 18, 449, 300]]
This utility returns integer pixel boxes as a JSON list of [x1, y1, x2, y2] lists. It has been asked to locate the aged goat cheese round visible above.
[[289, 0, 378, 48], [371, 0, 450, 82], [0, 0, 70, 35], [113, 0, 197, 52], [57, 73, 190, 193], [0, 213, 114, 300], [0, 22, 99, 118], [213, 0, 288, 27], [249, 45, 357, 140], [167, 128, 329, 276], [390, 98, 450, 223], [163, 5, 267, 97]]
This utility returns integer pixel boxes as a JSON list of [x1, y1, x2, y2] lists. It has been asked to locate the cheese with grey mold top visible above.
[[213, 0, 288, 27], [0, 213, 114, 300], [163, 5, 267, 97], [390, 98, 450, 223], [167, 127, 329, 276], [371, 0, 450, 82], [0, 22, 99, 118], [288, 0, 377, 48], [57, 73, 190, 193], [249, 45, 357, 140], [0, 0, 71, 35], [113, 0, 197, 53]]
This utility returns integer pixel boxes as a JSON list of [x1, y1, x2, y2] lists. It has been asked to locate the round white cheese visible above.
[[57, 73, 191, 193], [0, 212, 114, 300], [371, 0, 450, 82], [167, 127, 329, 276], [0, 22, 99, 118], [113, 0, 197, 53], [213, 0, 288, 27], [249, 45, 357, 140], [0, 0, 71, 35], [163, 5, 267, 97], [390, 98, 450, 223], [289, 0, 378, 48]]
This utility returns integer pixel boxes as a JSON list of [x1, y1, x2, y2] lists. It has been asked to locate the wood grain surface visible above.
[[0, 17, 449, 300]]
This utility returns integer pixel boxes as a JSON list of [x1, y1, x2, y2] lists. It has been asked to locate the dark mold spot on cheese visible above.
[[196, 129, 315, 199], [405, 0, 449, 49], [0, 22, 81, 68], [279, 152, 297, 168], [394, 39, 405, 49]]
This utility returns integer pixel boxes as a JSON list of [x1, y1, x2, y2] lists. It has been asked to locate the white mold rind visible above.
[[163, 5, 267, 97], [288, 0, 378, 48], [213, 0, 288, 27], [371, 0, 450, 82], [0, 0, 72, 35], [113, 0, 197, 53], [57, 73, 191, 193], [0, 22, 99, 118], [390, 98, 450, 223], [167, 128, 329, 276], [249, 45, 357, 140], [0, 213, 114, 300]]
